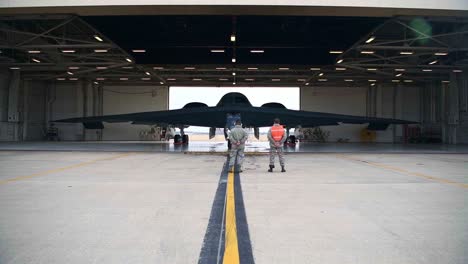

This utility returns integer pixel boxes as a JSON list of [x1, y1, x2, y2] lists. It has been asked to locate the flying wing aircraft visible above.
[[55, 92, 416, 144]]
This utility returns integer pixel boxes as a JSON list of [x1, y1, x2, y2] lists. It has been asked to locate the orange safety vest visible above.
[[271, 125, 285, 141]]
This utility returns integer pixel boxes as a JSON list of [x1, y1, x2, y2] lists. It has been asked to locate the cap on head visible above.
[[274, 118, 280, 124], [235, 120, 242, 125]]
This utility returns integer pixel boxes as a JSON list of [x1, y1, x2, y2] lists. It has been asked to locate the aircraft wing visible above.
[[54, 106, 416, 130]]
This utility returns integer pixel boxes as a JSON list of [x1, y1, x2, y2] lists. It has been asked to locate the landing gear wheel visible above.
[[174, 134, 182, 144], [182, 134, 189, 144]]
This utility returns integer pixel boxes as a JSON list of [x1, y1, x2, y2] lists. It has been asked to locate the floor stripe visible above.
[[336, 154, 468, 189], [0, 153, 133, 185], [198, 157, 255, 264], [223, 169, 240, 263]]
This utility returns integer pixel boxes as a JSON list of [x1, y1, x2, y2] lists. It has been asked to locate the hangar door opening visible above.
[[169, 87, 300, 141]]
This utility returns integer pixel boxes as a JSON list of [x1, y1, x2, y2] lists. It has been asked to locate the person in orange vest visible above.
[[267, 118, 287, 172]]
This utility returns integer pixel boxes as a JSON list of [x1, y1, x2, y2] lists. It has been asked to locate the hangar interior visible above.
[[0, 15, 467, 144]]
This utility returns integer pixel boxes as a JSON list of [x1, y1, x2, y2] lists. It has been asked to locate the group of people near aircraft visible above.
[[228, 118, 286, 173]]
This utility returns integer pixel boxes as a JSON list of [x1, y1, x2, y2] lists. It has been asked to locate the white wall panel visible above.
[[102, 86, 168, 140]]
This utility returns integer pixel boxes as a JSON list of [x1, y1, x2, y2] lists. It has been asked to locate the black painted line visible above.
[[234, 169, 255, 264], [198, 159, 228, 264]]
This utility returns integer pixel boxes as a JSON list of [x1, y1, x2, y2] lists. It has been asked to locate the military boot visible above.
[[281, 166, 286, 172], [268, 165, 274, 172]]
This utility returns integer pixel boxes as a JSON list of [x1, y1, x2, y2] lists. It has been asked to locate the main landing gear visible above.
[[173, 127, 189, 145]]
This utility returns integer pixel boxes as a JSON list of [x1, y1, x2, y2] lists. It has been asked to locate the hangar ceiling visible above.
[[0, 14, 467, 87]]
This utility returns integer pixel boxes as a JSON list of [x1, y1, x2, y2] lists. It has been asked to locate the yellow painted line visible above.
[[336, 154, 468, 189], [222, 169, 240, 264], [0, 153, 133, 185]]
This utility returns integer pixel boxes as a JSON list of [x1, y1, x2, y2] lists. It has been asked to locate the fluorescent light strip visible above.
[[145, 72, 151, 76], [219, 78, 228, 81], [126, 58, 132, 63], [368, 79, 377, 82], [247, 67, 258, 70], [96, 66, 107, 70], [211, 49, 225, 53], [67, 71, 74, 75], [216, 67, 227, 70], [279, 67, 289, 70], [10, 67, 20, 70], [184, 67, 195, 70], [361, 51, 375, 54], [404, 80, 413, 83], [94, 49, 108, 53], [272, 79, 280, 81], [429, 60, 438, 65], [94, 35, 103, 42], [395, 69, 406, 72], [335, 67, 346, 71], [365, 36, 375, 44], [442, 81, 450, 83], [193, 78, 202, 81], [422, 69, 432, 72], [132, 49, 146, 53], [318, 73, 324, 76], [250, 50, 264, 53], [153, 67, 164, 70], [28, 50, 41, 54], [400, 51, 414, 55], [167, 78, 176, 81], [69, 78, 78, 81], [56, 78, 65, 80], [141, 78, 150, 80], [245, 79, 255, 81], [344, 79, 354, 82], [453, 69, 463, 73], [96, 78, 106, 81], [310, 68, 321, 71], [122, 66, 133, 69], [367, 68, 377, 71], [392, 80, 400, 83], [395, 73, 403, 77], [68, 66, 79, 70], [318, 79, 328, 82], [435, 52, 448, 56], [120, 78, 128, 80], [32, 58, 41, 63], [62, 50, 75, 53], [297, 79, 306, 82], [337, 59, 344, 64], [329, 51, 343, 54]]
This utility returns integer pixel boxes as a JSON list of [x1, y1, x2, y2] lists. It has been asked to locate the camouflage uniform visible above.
[[229, 125, 248, 170], [267, 124, 287, 166]]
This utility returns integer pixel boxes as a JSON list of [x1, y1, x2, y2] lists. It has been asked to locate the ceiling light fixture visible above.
[[211, 49, 225, 53], [337, 59, 344, 64], [232, 72, 236, 76], [94, 49, 108, 53], [216, 67, 227, 70], [400, 51, 414, 55], [305, 83, 310, 85], [62, 50, 75, 53], [126, 58, 132, 63], [429, 60, 438, 65], [96, 78, 106, 81], [310, 68, 321, 71], [318, 73, 324, 76], [232, 58, 236, 63], [94, 35, 103, 42], [160, 82, 164, 85], [279, 67, 289, 70], [9, 67, 20, 70], [120, 78, 128, 80], [28, 50, 41, 54], [392, 80, 401, 83], [32, 58, 41, 63], [230, 35, 236, 42], [329, 51, 343, 54], [145, 72, 151, 76], [395, 69, 406, 72], [361, 51, 375, 54], [132, 49, 146, 53], [435, 52, 448, 56], [365, 36, 376, 43], [167, 78, 176, 81], [245, 79, 255, 81], [404, 80, 413, 83], [94, 81, 99, 85], [56, 78, 65, 81], [247, 67, 258, 70], [345, 79, 354, 82], [141, 78, 150, 80], [297, 79, 306, 82], [96, 66, 107, 70], [367, 68, 377, 71], [193, 78, 202, 81], [336, 67, 346, 71], [368, 79, 377, 82], [69, 78, 78, 81], [250, 50, 264, 53], [442, 80, 450, 83], [184, 67, 195, 70], [453, 69, 463, 73], [422, 69, 432, 72], [272, 79, 281, 81], [67, 71, 73, 75], [68, 66, 79, 70], [318, 79, 328, 82], [219, 78, 228, 81], [370, 83, 376, 86], [153, 67, 164, 70], [395, 73, 403, 77]]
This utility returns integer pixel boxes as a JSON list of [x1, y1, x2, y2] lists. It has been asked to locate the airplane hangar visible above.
[[0, 2, 467, 264]]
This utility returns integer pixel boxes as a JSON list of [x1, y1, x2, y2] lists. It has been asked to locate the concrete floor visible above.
[[0, 151, 467, 263]]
